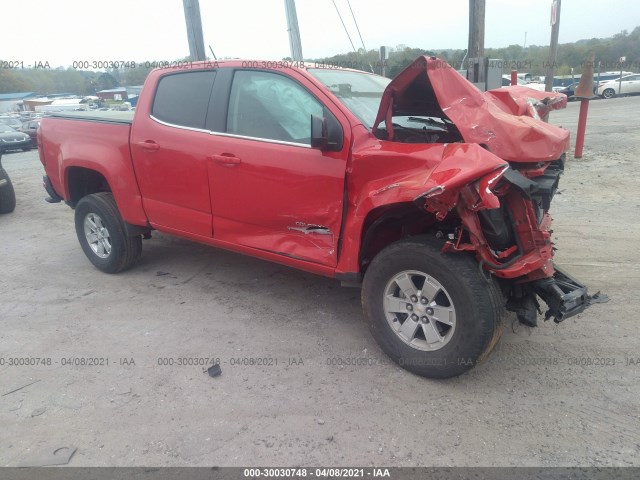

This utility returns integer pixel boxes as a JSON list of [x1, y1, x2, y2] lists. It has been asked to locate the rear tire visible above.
[[362, 236, 505, 378], [74, 192, 142, 273], [0, 164, 16, 214]]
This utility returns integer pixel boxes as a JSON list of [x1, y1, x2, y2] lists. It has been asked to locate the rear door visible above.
[[130, 69, 216, 237], [207, 69, 348, 267]]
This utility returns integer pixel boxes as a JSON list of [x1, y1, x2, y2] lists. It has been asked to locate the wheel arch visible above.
[[65, 166, 111, 207], [359, 202, 440, 275], [60, 160, 148, 227]]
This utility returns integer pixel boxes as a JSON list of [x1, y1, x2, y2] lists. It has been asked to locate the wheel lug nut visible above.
[[426, 308, 434, 316], [421, 316, 428, 323], [410, 295, 418, 302], [420, 297, 428, 304], [411, 314, 418, 321], [406, 304, 413, 311]]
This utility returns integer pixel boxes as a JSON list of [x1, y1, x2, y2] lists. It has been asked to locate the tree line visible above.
[[1, 26, 638, 95], [314, 26, 640, 78]]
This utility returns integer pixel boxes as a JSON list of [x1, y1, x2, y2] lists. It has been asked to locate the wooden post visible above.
[[183, 0, 206, 61], [284, 0, 304, 61], [468, 0, 485, 58], [545, 0, 561, 92]]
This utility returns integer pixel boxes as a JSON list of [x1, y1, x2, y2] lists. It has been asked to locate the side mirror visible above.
[[310, 114, 328, 149]]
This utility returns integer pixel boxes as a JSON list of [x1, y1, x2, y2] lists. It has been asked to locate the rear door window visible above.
[[152, 71, 216, 129]]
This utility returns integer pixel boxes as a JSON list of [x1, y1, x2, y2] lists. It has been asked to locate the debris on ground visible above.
[[2, 380, 41, 397]]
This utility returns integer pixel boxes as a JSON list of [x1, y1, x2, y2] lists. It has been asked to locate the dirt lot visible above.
[[1, 96, 639, 467]]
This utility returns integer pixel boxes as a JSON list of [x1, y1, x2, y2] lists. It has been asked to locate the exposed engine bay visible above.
[[374, 116, 463, 144]]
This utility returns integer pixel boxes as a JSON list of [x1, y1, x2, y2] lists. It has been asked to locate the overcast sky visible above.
[[1, 0, 639, 67]]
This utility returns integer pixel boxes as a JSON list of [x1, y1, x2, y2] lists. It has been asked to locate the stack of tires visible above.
[[0, 154, 16, 214]]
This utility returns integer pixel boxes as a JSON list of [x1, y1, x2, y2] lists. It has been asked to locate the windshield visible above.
[[0, 125, 17, 133], [308, 69, 391, 128]]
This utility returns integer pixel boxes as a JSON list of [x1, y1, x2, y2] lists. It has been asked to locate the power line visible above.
[[346, 0, 366, 52], [331, 0, 358, 54], [346, 0, 374, 73]]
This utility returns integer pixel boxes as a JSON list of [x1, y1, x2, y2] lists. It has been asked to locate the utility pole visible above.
[[545, 0, 561, 92], [183, 0, 206, 61], [284, 0, 304, 61], [467, 0, 485, 58]]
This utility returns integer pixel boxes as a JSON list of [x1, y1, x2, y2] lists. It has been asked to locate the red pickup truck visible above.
[[38, 56, 595, 378]]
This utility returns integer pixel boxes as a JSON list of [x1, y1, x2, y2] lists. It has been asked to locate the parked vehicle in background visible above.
[[597, 71, 633, 83], [597, 74, 640, 99], [552, 71, 633, 90], [38, 57, 598, 378], [0, 153, 16, 214], [0, 125, 31, 153], [501, 75, 546, 92], [0, 116, 23, 129], [18, 112, 43, 122], [556, 81, 599, 100], [18, 119, 41, 148]]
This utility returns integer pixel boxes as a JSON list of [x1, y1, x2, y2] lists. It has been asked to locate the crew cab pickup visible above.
[[39, 56, 597, 378]]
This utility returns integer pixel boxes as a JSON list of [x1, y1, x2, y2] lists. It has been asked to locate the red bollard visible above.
[[573, 52, 596, 158], [511, 70, 517, 86], [574, 98, 589, 158]]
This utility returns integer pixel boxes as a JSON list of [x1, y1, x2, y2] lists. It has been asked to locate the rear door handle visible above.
[[210, 154, 241, 166], [136, 140, 160, 152]]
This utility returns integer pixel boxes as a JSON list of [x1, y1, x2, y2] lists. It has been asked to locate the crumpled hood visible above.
[[372, 56, 570, 162]]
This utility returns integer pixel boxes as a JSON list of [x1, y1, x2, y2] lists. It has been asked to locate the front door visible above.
[[208, 69, 347, 266]]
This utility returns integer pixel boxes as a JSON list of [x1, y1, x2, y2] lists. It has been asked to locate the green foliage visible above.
[[1, 28, 637, 95], [0, 59, 175, 95], [312, 26, 640, 78]]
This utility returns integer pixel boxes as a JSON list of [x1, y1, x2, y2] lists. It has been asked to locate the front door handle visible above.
[[136, 140, 160, 152], [210, 154, 241, 166]]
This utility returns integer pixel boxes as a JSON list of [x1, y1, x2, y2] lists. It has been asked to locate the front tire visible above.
[[602, 88, 615, 99], [362, 237, 505, 378], [74, 193, 142, 273]]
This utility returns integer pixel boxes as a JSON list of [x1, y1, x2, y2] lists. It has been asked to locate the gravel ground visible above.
[[0, 96, 639, 467]]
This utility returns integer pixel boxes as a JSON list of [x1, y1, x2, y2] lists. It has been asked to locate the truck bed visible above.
[[39, 111, 148, 226]]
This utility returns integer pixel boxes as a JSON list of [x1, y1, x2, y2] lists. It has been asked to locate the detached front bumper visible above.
[[533, 266, 589, 323]]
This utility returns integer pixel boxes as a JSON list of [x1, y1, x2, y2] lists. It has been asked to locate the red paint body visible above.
[[39, 57, 571, 285]]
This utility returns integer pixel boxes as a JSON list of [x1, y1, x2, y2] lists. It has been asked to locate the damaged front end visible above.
[[366, 55, 605, 327], [415, 157, 599, 326]]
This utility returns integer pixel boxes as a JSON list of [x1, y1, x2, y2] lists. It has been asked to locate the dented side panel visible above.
[[336, 130, 508, 275], [208, 134, 347, 266]]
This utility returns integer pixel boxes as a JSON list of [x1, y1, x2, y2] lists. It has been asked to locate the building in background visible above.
[[0, 92, 37, 113], [96, 87, 128, 101]]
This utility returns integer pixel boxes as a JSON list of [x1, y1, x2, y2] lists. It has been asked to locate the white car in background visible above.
[[597, 74, 640, 99], [501, 75, 547, 92]]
